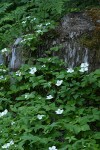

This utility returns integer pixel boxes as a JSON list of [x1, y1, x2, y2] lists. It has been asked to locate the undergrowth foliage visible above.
[[0, 58, 100, 150], [0, 0, 99, 49]]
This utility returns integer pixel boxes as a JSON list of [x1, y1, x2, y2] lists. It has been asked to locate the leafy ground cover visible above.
[[0, 58, 100, 150]]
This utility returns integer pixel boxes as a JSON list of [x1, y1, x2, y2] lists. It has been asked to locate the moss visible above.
[[80, 8, 100, 51]]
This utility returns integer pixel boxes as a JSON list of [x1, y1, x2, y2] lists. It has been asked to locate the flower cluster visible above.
[[37, 108, 63, 121], [0, 109, 8, 117], [2, 140, 14, 149], [79, 62, 89, 72]]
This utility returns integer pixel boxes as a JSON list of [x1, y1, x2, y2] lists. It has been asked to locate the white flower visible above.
[[9, 140, 14, 145], [48, 58, 51, 61], [1, 48, 8, 53], [37, 114, 44, 120], [27, 37, 33, 40], [42, 64, 46, 68], [2, 140, 14, 149], [56, 80, 63, 86], [49, 146, 58, 150], [37, 24, 42, 28], [36, 30, 42, 33], [55, 108, 64, 114], [0, 109, 8, 117], [25, 94, 29, 99], [46, 22, 50, 26], [29, 67, 37, 74], [46, 95, 53, 99], [2, 143, 10, 149], [33, 17, 36, 20], [26, 16, 30, 19], [20, 39, 26, 43], [11, 121, 15, 125], [0, 69, 6, 72], [3, 69, 6, 72], [67, 68, 74, 73], [16, 70, 21, 76]]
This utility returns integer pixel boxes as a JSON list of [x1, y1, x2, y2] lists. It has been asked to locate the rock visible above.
[[48, 10, 100, 71], [10, 38, 23, 71], [0, 53, 4, 65]]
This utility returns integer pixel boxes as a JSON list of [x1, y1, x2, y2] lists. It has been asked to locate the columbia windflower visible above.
[[42, 64, 46, 68], [46, 95, 53, 99], [67, 68, 74, 73], [30, 17, 37, 23], [36, 30, 42, 34], [0, 109, 8, 117], [0, 75, 6, 80], [79, 62, 89, 72], [26, 16, 30, 19], [11, 121, 15, 125], [22, 21, 26, 24], [29, 67, 37, 74], [20, 39, 26, 43], [37, 24, 42, 28], [25, 94, 29, 99], [16, 70, 21, 76], [33, 17, 36, 20], [45, 22, 51, 26], [37, 114, 45, 120], [55, 108, 64, 114], [49, 146, 58, 150], [2, 140, 14, 149], [56, 80, 63, 86]]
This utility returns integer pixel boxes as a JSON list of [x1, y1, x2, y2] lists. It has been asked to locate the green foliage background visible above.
[[0, 0, 100, 150]]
